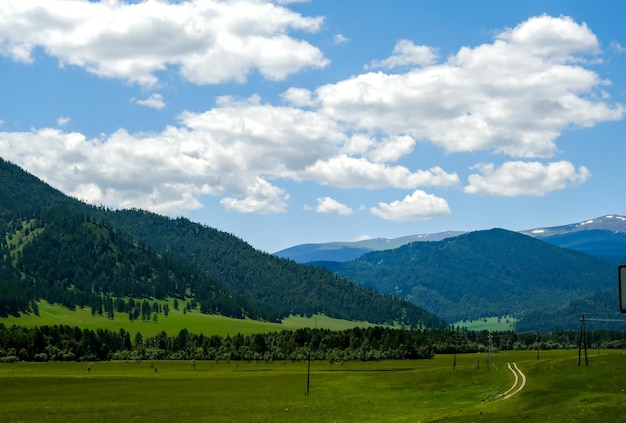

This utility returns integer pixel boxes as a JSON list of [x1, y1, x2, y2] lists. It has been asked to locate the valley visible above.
[[2, 350, 625, 422]]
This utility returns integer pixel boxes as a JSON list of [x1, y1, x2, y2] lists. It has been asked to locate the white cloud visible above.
[[341, 133, 416, 162], [370, 190, 451, 221], [220, 178, 289, 213], [281, 87, 317, 107], [315, 15, 624, 159], [333, 34, 349, 44], [57, 116, 70, 126], [302, 156, 459, 189], [316, 196, 353, 215], [0, 0, 328, 86], [368, 40, 438, 69], [133, 93, 166, 110], [496, 15, 599, 60], [0, 95, 343, 215], [611, 41, 626, 53], [0, 15, 618, 217], [464, 161, 591, 196]]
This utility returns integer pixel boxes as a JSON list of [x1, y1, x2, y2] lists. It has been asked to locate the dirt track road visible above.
[[494, 362, 526, 400]]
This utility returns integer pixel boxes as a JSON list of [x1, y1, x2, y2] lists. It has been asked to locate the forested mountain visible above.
[[100, 210, 445, 327], [316, 229, 616, 324], [0, 157, 446, 328], [277, 215, 626, 264], [4, 207, 255, 319]]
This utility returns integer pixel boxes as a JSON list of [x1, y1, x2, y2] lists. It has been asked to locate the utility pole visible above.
[[485, 331, 498, 370], [452, 331, 458, 371], [536, 333, 540, 360], [305, 344, 311, 396], [578, 314, 588, 367], [306, 319, 317, 396], [487, 332, 493, 370]]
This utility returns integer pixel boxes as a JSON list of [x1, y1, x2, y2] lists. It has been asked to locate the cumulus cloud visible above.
[[464, 161, 591, 196], [220, 178, 289, 213], [315, 15, 624, 159], [316, 196, 353, 215], [281, 87, 317, 107], [333, 34, 349, 44], [57, 116, 70, 126], [0, 0, 328, 86], [368, 40, 438, 69], [342, 134, 416, 163], [0, 14, 620, 218], [302, 156, 459, 189], [133, 93, 166, 110], [370, 190, 451, 221], [0, 95, 344, 214]]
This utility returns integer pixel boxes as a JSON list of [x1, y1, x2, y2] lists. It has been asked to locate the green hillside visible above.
[[1, 300, 381, 338], [321, 229, 616, 324], [100, 209, 446, 328], [0, 157, 447, 329], [4, 207, 255, 319]]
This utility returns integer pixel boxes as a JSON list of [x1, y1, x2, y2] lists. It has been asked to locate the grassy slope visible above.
[[0, 300, 382, 337], [1, 350, 625, 422]]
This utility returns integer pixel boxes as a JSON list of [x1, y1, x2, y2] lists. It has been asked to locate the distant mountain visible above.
[[0, 157, 446, 328], [274, 232, 464, 263], [521, 215, 626, 262], [317, 229, 616, 325], [277, 215, 626, 264]]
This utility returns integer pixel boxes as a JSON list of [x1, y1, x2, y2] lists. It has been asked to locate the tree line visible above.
[[2, 324, 626, 363]]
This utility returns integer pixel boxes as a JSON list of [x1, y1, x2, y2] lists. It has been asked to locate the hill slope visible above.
[[321, 229, 616, 323], [6, 207, 256, 317], [101, 209, 446, 327], [0, 157, 446, 328]]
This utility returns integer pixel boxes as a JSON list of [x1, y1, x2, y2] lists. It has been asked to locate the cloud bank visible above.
[[0, 10, 623, 221], [0, 0, 328, 86]]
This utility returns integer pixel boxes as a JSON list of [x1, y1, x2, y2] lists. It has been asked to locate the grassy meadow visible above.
[[1, 349, 626, 422], [0, 300, 382, 338], [454, 316, 517, 332]]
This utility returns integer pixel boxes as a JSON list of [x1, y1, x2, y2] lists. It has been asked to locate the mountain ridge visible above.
[[276, 215, 626, 264], [0, 157, 446, 328], [316, 228, 617, 327]]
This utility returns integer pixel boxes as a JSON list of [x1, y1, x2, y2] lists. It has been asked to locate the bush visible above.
[[33, 353, 48, 362]]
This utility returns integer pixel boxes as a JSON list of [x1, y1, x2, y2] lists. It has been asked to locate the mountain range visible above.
[[0, 157, 446, 328], [311, 229, 617, 328], [1, 156, 624, 332], [276, 216, 626, 264]]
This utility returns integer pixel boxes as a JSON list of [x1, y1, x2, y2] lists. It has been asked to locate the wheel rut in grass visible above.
[[493, 362, 526, 401]]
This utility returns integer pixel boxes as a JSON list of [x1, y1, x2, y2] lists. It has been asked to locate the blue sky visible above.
[[1, 1, 625, 253]]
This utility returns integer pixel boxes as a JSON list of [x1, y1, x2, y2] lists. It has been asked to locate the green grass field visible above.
[[1, 350, 625, 422], [454, 316, 517, 332], [1, 300, 383, 337]]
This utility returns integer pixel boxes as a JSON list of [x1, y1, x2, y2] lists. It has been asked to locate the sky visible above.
[[1, 0, 625, 253]]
